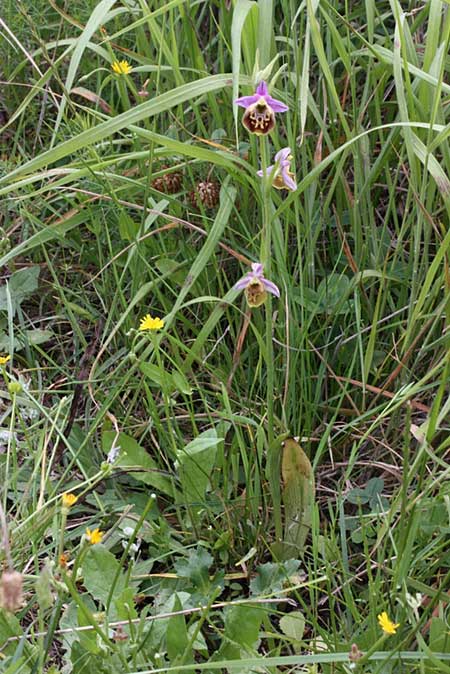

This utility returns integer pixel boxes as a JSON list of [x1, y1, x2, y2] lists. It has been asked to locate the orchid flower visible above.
[[234, 81, 288, 135], [257, 147, 297, 191], [234, 262, 280, 307]]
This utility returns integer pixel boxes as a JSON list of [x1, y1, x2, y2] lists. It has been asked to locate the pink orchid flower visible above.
[[235, 81, 288, 135], [257, 147, 297, 191], [234, 263, 280, 307]]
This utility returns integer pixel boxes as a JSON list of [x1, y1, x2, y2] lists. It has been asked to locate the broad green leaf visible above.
[[0, 267, 40, 314], [172, 370, 193, 395], [166, 594, 190, 665], [176, 429, 223, 509], [0, 329, 52, 351], [250, 559, 301, 596], [82, 545, 125, 608], [213, 605, 263, 665], [281, 438, 314, 559], [139, 362, 172, 390], [179, 434, 224, 458], [114, 587, 137, 622], [279, 611, 306, 650], [102, 431, 174, 497], [174, 547, 213, 593]]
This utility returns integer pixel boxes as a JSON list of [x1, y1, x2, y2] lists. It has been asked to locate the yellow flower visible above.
[[111, 60, 132, 75], [62, 492, 78, 508], [85, 528, 104, 545], [0, 355, 11, 365], [139, 314, 164, 331], [378, 611, 399, 635]]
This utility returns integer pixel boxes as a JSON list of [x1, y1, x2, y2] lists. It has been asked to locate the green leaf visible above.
[[0, 267, 40, 314], [316, 273, 352, 313], [166, 594, 190, 664], [279, 611, 306, 650], [174, 546, 213, 593], [213, 605, 263, 665], [176, 429, 223, 508], [139, 362, 173, 392], [0, 329, 52, 351], [0, 609, 26, 660], [250, 559, 301, 596], [179, 434, 224, 458], [82, 545, 125, 608], [102, 430, 174, 497], [365, 477, 384, 499], [172, 370, 193, 395], [281, 438, 315, 559], [114, 587, 137, 621], [346, 488, 369, 505], [118, 212, 139, 241]]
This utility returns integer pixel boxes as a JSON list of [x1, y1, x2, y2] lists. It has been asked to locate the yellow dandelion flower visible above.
[[378, 611, 399, 635], [111, 60, 132, 75], [62, 492, 78, 508], [0, 355, 11, 365], [85, 528, 104, 545], [139, 314, 164, 332]]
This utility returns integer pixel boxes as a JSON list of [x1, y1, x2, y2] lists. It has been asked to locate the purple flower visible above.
[[234, 81, 288, 135], [257, 147, 297, 191], [234, 262, 280, 307]]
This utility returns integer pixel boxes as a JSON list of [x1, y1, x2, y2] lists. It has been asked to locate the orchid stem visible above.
[[259, 135, 275, 448]]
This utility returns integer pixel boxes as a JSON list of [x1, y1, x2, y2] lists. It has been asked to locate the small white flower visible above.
[[107, 445, 120, 464]]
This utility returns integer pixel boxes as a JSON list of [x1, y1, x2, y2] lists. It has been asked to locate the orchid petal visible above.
[[262, 278, 280, 297], [265, 95, 289, 113], [234, 94, 260, 108], [251, 263, 264, 276], [234, 274, 252, 290], [275, 147, 292, 163], [256, 80, 268, 96], [257, 164, 275, 178], [281, 167, 297, 191]]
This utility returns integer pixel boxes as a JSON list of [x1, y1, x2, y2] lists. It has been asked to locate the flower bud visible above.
[[8, 382, 22, 395]]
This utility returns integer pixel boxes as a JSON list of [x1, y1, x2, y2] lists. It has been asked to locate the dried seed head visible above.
[[0, 570, 23, 612], [190, 181, 220, 209], [151, 166, 183, 194]]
